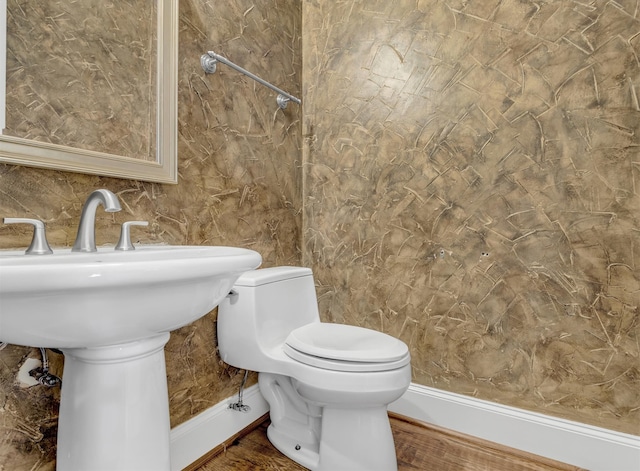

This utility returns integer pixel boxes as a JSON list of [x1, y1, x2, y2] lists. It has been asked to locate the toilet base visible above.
[[267, 404, 397, 471], [321, 407, 397, 471], [267, 423, 320, 470]]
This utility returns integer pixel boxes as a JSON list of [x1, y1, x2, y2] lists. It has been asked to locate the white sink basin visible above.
[[0, 245, 262, 348]]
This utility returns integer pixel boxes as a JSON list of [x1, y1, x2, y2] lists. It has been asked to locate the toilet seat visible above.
[[283, 323, 410, 372]]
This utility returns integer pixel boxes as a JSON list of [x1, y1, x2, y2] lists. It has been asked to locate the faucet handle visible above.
[[115, 221, 149, 251], [3, 218, 54, 255]]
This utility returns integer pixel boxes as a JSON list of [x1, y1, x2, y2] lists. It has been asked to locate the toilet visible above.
[[217, 266, 411, 471]]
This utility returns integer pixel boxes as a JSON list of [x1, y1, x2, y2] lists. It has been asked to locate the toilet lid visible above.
[[284, 323, 409, 365], [283, 343, 410, 372]]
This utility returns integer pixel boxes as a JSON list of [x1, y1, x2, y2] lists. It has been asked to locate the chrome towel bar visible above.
[[200, 50, 301, 109]]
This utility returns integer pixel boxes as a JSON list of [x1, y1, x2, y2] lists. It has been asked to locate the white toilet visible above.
[[217, 266, 411, 471]]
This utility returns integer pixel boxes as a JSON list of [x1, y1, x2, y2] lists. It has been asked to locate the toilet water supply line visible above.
[[200, 51, 301, 110], [229, 369, 251, 412]]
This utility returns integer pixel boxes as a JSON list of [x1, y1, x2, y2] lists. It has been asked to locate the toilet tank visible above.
[[217, 266, 321, 370]]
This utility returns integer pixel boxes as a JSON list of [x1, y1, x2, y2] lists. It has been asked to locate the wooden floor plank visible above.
[[195, 414, 586, 471]]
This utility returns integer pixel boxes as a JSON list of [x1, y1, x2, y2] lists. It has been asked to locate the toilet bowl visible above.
[[217, 266, 411, 471]]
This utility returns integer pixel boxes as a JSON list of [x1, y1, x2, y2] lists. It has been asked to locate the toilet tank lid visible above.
[[234, 266, 313, 287]]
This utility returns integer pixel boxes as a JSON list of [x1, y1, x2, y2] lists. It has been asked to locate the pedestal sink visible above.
[[0, 245, 262, 471]]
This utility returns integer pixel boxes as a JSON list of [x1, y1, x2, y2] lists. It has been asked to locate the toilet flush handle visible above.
[[227, 289, 239, 302]]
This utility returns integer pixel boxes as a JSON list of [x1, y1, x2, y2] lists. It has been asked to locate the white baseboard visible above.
[[169, 382, 639, 471], [169, 384, 269, 471], [389, 384, 640, 471]]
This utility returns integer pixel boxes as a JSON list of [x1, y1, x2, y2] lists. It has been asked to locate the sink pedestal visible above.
[[57, 333, 172, 471]]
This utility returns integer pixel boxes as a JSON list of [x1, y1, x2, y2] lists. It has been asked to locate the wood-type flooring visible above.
[[193, 413, 587, 471]]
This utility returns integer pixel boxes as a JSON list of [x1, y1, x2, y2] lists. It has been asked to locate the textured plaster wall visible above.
[[0, 0, 638, 469], [302, 0, 639, 435], [0, 0, 301, 468]]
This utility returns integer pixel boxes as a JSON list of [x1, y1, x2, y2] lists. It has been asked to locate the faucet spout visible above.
[[72, 189, 122, 253]]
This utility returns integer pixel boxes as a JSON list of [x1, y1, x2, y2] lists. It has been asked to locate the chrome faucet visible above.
[[72, 189, 122, 253]]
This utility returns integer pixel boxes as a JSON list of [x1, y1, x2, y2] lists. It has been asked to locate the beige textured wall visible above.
[[0, 0, 301, 468], [1, 0, 638, 468], [302, 0, 639, 435]]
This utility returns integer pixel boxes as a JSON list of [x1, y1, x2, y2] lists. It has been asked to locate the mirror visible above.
[[0, 0, 177, 184]]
